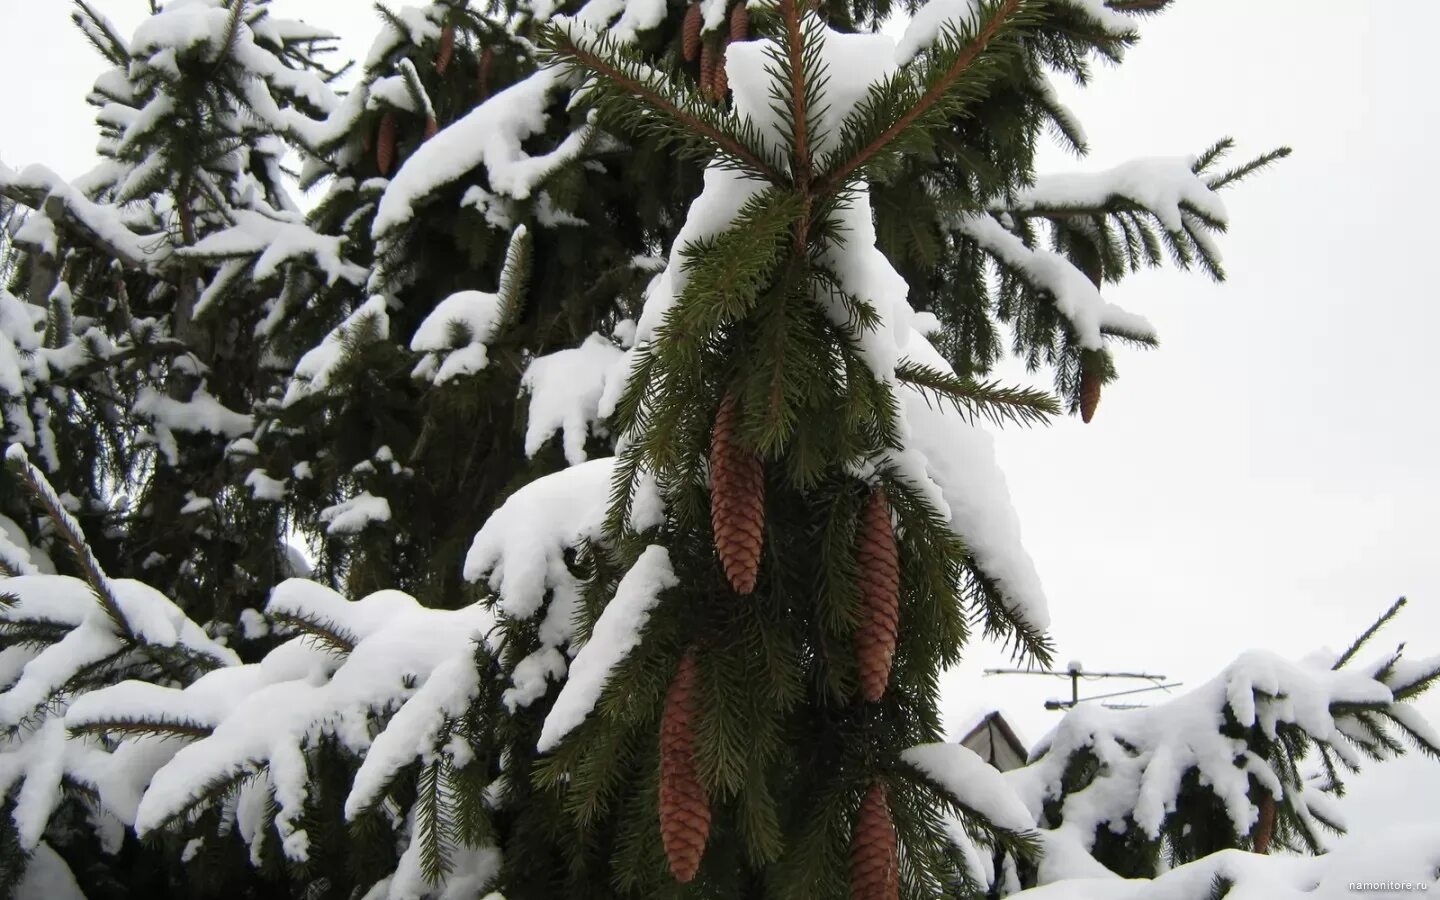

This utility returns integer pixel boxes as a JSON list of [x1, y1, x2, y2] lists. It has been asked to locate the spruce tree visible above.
[[2, 0, 1439, 899]]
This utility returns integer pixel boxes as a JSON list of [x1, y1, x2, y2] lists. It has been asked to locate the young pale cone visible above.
[[660, 652, 710, 882], [855, 488, 900, 702], [852, 783, 899, 900], [376, 112, 398, 176], [710, 394, 765, 594]]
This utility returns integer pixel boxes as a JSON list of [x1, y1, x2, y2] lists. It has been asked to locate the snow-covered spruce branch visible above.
[[815, 0, 1033, 194], [1001, 601, 1440, 877], [536, 24, 785, 181]]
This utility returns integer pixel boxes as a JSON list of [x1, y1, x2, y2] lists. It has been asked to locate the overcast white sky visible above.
[[2, 0, 1437, 845]]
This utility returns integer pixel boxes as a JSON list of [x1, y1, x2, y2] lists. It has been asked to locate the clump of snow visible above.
[[371, 69, 590, 241], [410, 290, 505, 384], [1009, 648, 1411, 857], [463, 458, 616, 622], [183, 209, 366, 291], [537, 545, 677, 752], [520, 334, 624, 465], [128, 582, 493, 859], [244, 469, 288, 501], [1009, 157, 1227, 233], [954, 213, 1153, 350], [319, 492, 393, 535], [904, 742, 1036, 833], [283, 296, 390, 406]]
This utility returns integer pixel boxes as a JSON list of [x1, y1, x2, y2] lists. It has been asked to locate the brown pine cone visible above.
[[855, 488, 900, 702], [709, 393, 765, 594], [682, 3, 703, 62], [435, 23, 456, 75], [1253, 793, 1276, 854], [713, 41, 729, 99], [730, 1, 749, 42], [699, 42, 717, 102], [424, 116, 439, 140], [660, 652, 710, 882], [851, 783, 898, 900], [1079, 359, 1102, 424], [478, 47, 495, 100], [376, 112, 398, 176]]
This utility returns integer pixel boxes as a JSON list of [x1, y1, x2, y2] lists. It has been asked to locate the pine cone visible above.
[[660, 652, 710, 882], [435, 23, 456, 75], [1079, 359, 1102, 424], [730, 1, 749, 43], [851, 783, 898, 900], [709, 393, 765, 594], [713, 42, 729, 99], [376, 112, 398, 176], [1253, 793, 1276, 854], [478, 47, 495, 100], [699, 42, 717, 102], [424, 116, 439, 140], [855, 488, 900, 702], [682, 3, 703, 62]]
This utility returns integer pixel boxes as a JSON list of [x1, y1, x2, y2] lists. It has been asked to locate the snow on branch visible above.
[[181, 209, 366, 290], [1009, 632, 1440, 863], [536, 545, 677, 752], [370, 68, 591, 240], [954, 212, 1155, 349], [282, 295, 391, 406], [0, 164, 162, 267], [124, 582, 493, 860]]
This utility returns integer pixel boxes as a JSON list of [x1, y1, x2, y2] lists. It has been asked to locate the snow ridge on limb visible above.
[[118, 581, 492, 861], [1004, 600, 1440, 878], [0, 450, 235, 854]]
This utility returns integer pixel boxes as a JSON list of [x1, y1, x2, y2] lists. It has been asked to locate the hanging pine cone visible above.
[[1253, 793, 1276, 854], [699, 42, 717, 102], [1079, 357, 1102, 424], [730, 1, 749, 42], [424, 116, 439, 140], [851, 783, 898, 900], [660, 652, 710, 883], [682, 3, 703, 62], [713, 42, 729, 99], [855, 487, 900, 702], [709, 393, 765, 594], [376, 112, 398, 176], [478, 46, 495, 100], [435, 23, 456, 74]]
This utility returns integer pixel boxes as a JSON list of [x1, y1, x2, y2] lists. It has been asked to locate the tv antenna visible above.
[[982, 660, 1181, 711]]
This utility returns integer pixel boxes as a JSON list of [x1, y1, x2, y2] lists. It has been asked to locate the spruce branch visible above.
[[68, 715, 215, 742], [894, 358, 1057, 428], [1105, 0, 1172, 11], [816, 0, 1032, 194], [1332, 597, 1405, 670], [537, 24, 784, 181], [269, 611, 357, 656], [70, 0, 131, 67], [1205, 146, 1292, 191], [5, 445, 137, 645], [493, 225, 532, 336]]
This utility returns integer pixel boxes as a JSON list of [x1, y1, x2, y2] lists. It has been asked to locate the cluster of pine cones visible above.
[[659, 391, 901, 895], [370, 21, 497, 176], [682, 0, 750, 102]]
